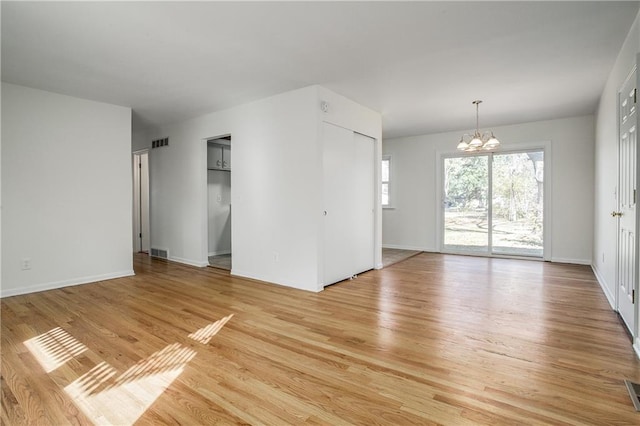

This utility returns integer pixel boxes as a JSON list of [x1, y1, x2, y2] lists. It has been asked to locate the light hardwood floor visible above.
[[2, 253, 639, 425]]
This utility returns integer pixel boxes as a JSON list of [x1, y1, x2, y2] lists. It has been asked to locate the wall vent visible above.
[[152, 137, 169, 149], [150, 248, 169, 259]]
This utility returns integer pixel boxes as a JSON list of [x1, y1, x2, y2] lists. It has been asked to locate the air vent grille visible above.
[[152, 137, 169, 149], [150, 248, 168, 259]]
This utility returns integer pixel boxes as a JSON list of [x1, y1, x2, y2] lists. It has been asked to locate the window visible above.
[[382, 155, 391, 206], [442, 150, 544, 258]]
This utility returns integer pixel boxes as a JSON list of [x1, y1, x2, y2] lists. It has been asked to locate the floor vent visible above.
[[624, 379, 640, 411], [150, 248, 169, 259]]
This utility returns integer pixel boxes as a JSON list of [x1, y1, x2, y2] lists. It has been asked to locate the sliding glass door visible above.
[[443, 156, 489, 253], [442, 150, 544, 258]]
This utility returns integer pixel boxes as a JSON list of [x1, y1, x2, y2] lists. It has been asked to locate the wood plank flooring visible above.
[[2, 253, 639, 425]]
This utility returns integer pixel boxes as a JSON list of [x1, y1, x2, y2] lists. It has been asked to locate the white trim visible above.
[[382, 243, 429, 251], [208, 250, 231, 257], [231, 269, 323, 293], [435, 150, 444, 251], [616, 64, 639, 343], [636, 56, 640, 357], [550, 257, 591, 265], [0, 270, 135, 298], [591, 264, 616, 309], [541, 142, 553, 262], [169, 256, 209, 268]]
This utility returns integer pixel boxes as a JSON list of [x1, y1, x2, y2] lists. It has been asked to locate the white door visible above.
[[617, 68, 637, 332], [322, 123, 375, 286], [352, 132, 375, 273]]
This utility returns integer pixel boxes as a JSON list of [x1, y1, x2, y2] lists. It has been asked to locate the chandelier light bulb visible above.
[[469, 137, 483, 147], [485, 136, 500, 148]]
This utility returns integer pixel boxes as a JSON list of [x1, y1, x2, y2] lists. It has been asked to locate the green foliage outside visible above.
[[444, 152, 543, 254]]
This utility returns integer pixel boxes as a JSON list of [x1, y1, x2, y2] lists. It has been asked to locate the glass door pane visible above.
[[491, 151, 543, 257], [443, 156, 489, 253]]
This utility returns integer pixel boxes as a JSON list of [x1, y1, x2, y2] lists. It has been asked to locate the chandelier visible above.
[[456, 100, 500, 152]]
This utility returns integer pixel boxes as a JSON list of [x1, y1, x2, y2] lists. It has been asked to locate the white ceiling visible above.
[[2, 1, 638, 138]]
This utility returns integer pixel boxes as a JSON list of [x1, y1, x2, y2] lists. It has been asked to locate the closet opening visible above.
[[206, 135, 232, 270]]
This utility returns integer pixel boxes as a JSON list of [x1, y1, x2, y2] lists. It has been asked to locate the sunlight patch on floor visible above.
[[23, 327, 87, 373], [64, 343, 196, 426], [189, 314, 234, 344], [24, 314, 234, 424]]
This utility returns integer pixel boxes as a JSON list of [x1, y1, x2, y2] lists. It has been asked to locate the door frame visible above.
[[132, 149, 150, 253], [202, 134, 233, 270], [636, 57, 640, 357], [617, 63, 639, 353], [435, 141, 552, 261]]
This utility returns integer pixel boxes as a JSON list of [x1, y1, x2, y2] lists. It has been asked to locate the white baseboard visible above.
[[591, 264, 616, 309], [230, 269, 321, 293], [592, 265, 640, 360], [382, 244, 429, 251], [550, 257, 591, 265], [169, 256, 209, 268], [208, 250, 231, 257], [1, 270, 135, 298]]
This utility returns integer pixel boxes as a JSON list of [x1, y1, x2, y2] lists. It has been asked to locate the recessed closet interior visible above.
[[207, 136, 231, 270]]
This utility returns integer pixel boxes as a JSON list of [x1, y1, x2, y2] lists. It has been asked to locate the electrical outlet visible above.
[[21, 258, 31, 270], [602, 252, 605, 263]]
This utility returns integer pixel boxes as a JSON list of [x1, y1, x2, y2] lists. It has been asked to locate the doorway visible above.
[[441, 149, 545, 258], [133, 150, 150, 253], [207, 136, 232, 270]]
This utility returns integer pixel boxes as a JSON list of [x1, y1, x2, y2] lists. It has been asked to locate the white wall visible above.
[[207, 169, 231, 256], [132, 130, 149, 153], [316, 86, 383, 275], [1, 83, 133, 297], [140, 85, 381, 292], [594, 12, 640, 307], [594, 10, 640, 356], [382, 115, 595, 264]]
